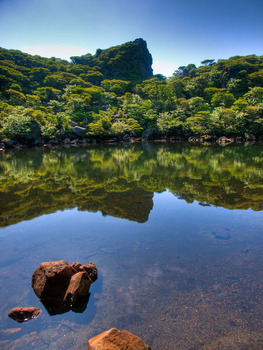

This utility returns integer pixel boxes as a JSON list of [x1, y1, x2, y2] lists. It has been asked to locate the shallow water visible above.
[[0, 143, 263, 349]]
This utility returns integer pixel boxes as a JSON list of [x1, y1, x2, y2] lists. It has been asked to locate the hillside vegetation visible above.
[[0, 38, 263, 145]]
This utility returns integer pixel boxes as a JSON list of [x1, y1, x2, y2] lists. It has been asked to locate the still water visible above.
[[0, 142, 263, 349]]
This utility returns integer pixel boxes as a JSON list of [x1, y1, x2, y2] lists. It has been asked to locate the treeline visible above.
[[0, 39, 263, 145]]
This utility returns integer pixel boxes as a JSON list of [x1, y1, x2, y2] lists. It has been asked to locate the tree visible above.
[[210, 108, 238, 135], [244, 87, 263, 105], [185, 111, 211, 135], [88, 116, 112, 136], [157, 111, 183, 135], [248, 70, 263, 87], [211, 92, 235, 108], [0, 106, 32, 141], [5, 89, 26, 106], [201, 59, 215, 66], [34, 87, 61, 104]]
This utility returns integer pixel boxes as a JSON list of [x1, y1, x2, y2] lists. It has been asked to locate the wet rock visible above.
[[32, 260, 97, 315], [8, 307, 41, 323], [64, 272, 91, 308], [216, 136, 234, 145], [88, 328, 151, 350], [32, 260, 75, 302]]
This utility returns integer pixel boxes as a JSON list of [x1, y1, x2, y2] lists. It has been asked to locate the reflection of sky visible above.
[[1, 189, 263, 348]]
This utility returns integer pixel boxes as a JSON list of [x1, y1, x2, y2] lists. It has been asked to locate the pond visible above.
[[0, 142, 263, 349]]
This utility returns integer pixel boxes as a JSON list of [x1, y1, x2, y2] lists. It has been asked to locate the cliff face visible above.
[[98, 38, 153, 80], [71, 38, 153, 81]]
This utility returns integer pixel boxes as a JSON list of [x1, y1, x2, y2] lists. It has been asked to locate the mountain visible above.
[[70, 38, 153, 80]]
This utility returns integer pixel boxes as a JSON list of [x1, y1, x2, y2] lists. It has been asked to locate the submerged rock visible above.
[[212, 228, 231, 240], [32, 260, 97, 315], [8, 307, 41, 323], [88, 328, 151, 350]]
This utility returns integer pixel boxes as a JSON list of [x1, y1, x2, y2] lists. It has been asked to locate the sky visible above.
[[0, 0, 263, 77]]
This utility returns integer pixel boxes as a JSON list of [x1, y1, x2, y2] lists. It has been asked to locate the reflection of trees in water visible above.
[[0, 143, 263, 227]]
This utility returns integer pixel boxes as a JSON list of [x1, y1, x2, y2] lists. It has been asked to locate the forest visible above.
[[0, 38, 263, 145]]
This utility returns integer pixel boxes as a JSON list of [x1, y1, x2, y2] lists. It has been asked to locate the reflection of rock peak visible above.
[[80, 189, 153, 223], [0, 143, 263, 228]]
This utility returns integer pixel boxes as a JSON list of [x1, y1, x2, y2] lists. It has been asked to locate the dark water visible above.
[[0, 142, 263, 349]]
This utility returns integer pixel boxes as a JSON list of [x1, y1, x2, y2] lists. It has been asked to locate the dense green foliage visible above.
[[1, 143, 263, 227], [1, 39, 263, 143]]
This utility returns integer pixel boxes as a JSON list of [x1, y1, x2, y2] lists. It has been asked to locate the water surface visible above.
[[0, 143, 263, 349]]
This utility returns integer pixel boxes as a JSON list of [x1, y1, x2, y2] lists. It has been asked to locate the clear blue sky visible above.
[[0, 0, 263, 76]]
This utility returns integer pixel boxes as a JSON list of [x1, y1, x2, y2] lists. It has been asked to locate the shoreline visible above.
[[0, 134, 260, 152]]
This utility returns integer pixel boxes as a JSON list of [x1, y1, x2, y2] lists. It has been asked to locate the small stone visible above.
[[8, 307, 41, 323], [88, 328, 151, 350]]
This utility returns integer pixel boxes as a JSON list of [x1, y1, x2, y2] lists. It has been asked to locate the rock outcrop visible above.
[[71, 38, 153, 81], [88, 328, 151, 350], [72, 126, 87, 137], [32, 260, 97, 315], [8, 307, 41, 323]]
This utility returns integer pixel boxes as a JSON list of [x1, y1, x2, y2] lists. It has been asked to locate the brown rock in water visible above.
[[32, 260, 98, 315], [8, 307, 41, 323], [64, 271, 91, 306], [88, 328, 151, 350], [32, 260, 75, 304]]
